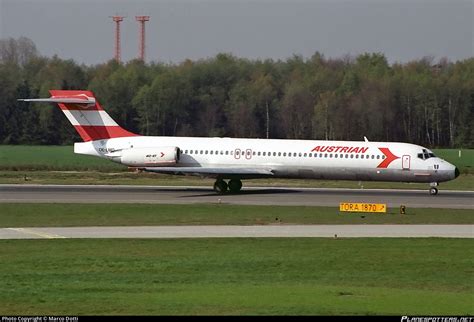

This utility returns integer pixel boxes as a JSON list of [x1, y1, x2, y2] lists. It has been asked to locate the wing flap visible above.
[[139, 167, 274, 177]]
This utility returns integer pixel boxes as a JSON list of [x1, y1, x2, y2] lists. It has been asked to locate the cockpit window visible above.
[[417, 149, 436, 160]]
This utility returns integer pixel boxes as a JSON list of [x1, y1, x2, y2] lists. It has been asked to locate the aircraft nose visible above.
[[454, 167, 460, 178]]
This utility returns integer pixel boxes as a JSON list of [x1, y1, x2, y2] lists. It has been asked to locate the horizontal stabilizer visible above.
[[18, 96, 96, 106]]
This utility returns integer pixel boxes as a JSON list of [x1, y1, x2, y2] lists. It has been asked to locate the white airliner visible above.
[[20, 90, 459, 195]]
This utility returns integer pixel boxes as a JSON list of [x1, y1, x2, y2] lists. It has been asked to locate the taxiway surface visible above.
[[0, 184, 473, 209], [1, 225, 472, 239]]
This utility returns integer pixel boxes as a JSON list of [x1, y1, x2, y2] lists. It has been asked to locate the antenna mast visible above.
[[110, 16, 125, 63], [135, 15, 150, 61]]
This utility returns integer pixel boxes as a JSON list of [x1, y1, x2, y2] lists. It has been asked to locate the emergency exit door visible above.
[[402, 155, 410, 170]]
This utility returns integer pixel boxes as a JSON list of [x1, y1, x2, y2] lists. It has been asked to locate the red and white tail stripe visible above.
[[21, 90, 138, 142]]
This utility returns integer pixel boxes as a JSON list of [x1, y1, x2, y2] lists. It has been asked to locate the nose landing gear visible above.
[[429, 182, 439, 195], [429, 187, 438, 195]]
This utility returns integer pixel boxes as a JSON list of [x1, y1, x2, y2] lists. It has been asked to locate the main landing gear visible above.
[[429, 182, 438, 196], [213, 179, 242, 194]]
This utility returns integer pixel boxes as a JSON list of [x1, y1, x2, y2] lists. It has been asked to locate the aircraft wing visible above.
[[139, 167, 275, 178]]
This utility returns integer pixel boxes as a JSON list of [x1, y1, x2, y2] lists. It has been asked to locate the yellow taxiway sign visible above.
[[339, 202, 387, 213]]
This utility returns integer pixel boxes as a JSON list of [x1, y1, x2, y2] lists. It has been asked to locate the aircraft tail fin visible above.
[[19, 90, 138, 142]]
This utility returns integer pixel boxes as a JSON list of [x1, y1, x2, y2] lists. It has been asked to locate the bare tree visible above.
[[0, 37, 38, 66]]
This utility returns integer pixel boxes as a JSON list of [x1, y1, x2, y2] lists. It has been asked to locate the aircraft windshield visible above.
[[417, 149, 436, 160]]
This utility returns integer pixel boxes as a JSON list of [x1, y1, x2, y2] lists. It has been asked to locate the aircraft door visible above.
[[234, 149, 241, 160], [245, 149, 252, 160], [402, 155, 410, 170]]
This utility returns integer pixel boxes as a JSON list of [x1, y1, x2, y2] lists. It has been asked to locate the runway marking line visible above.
[[6, 228, 67, 239]]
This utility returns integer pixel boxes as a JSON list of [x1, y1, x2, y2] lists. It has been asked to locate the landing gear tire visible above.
[[228, 179, 242, 193], [213, 180, 228, 194], [429, 187, 438, 196]]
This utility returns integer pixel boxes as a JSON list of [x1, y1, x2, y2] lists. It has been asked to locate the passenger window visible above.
[[263, 152, 266, 156], [210, 151, 213, 155], [355, 155, 358, 159], [309, 153, 312, 157], [278, 152, 281, 156]]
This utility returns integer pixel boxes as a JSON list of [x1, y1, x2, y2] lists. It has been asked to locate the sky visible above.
[[0, 0, 472, 66]]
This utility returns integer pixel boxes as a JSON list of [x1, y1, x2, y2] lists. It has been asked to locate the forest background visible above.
[[1, 37, 472, 148]]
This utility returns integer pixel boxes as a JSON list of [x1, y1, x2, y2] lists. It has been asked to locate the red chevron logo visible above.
[[377, 147, 400, 168]]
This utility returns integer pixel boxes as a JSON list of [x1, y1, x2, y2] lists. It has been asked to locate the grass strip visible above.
[[0, 238, 472, 315], [0, 203, 473, 227]]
